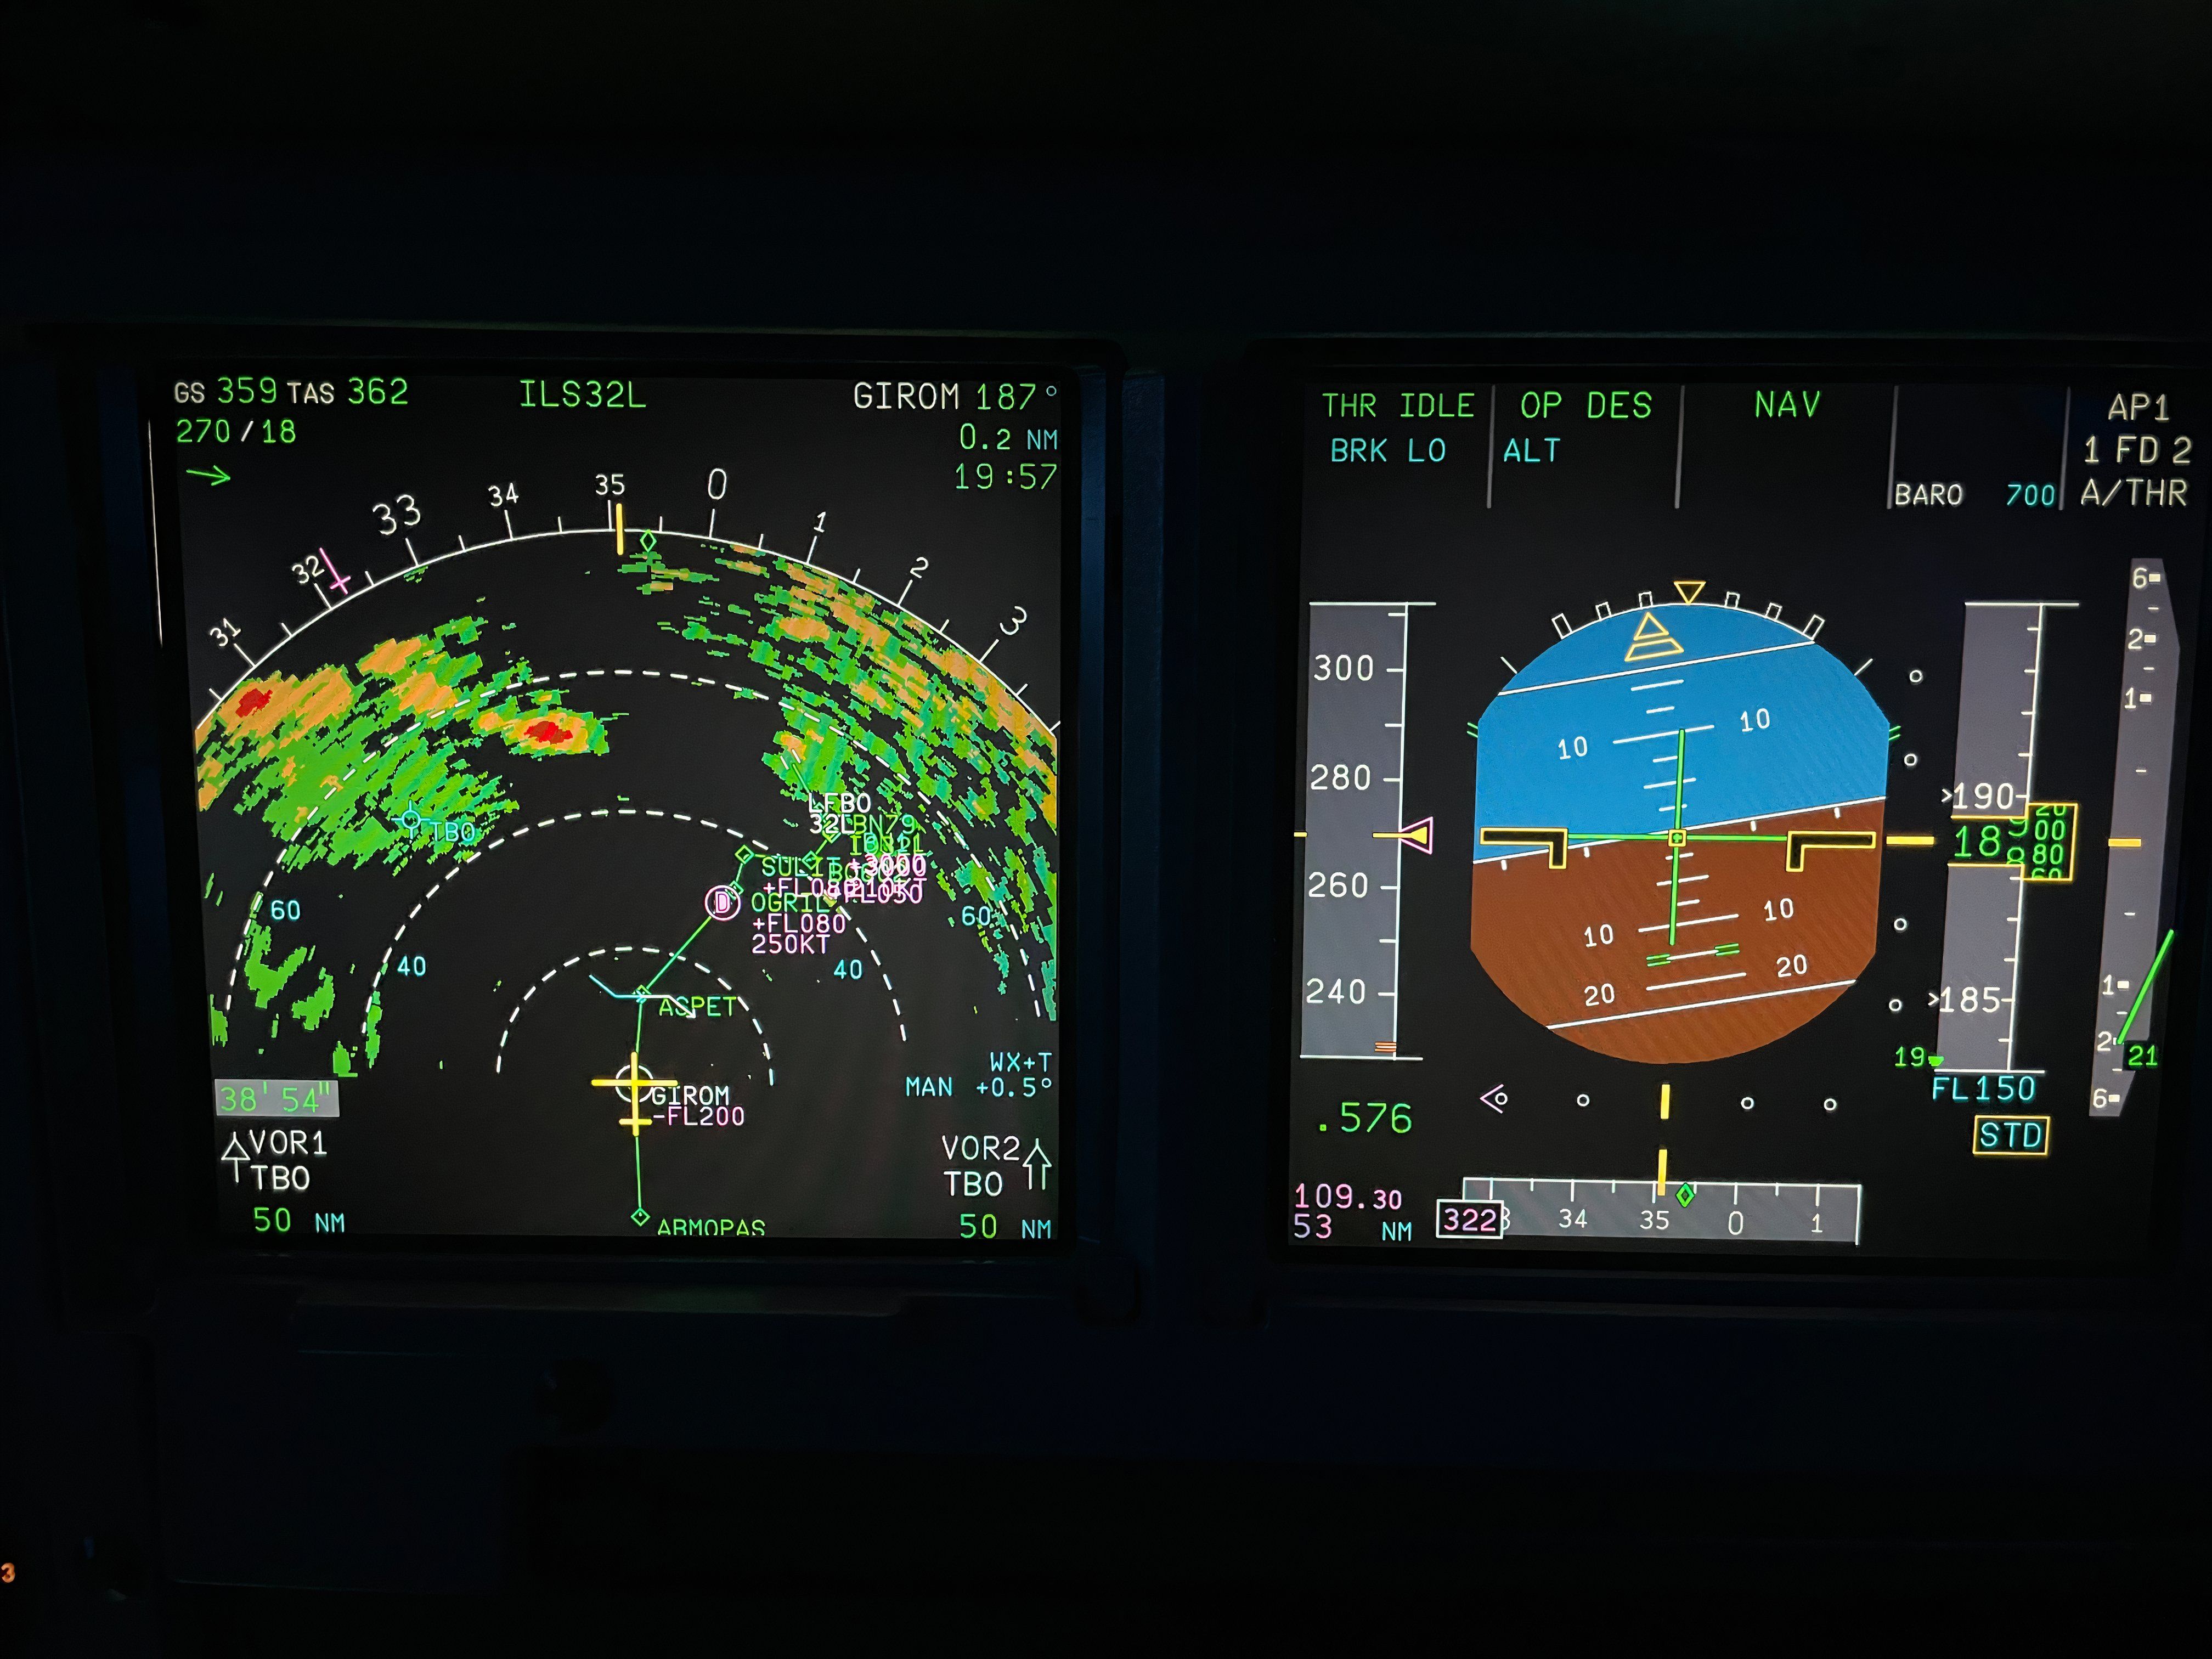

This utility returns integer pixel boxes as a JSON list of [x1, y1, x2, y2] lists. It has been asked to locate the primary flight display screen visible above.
[[164, 361, 1066, 1248], [1291, 368, 2203, 1261]]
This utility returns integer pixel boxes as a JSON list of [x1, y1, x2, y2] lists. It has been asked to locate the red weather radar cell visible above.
[[1470, 603, 1891, 1063]]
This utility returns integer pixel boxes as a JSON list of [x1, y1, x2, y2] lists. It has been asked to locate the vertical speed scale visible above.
[[2092, 558, 2182, 1114]]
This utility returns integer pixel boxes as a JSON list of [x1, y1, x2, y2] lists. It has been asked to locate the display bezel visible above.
[[1252, 337, 2210, 1278], [128, 328, 1107, 1260]]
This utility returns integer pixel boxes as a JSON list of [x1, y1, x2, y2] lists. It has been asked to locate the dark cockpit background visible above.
[[4, 3, 2209, 1650]]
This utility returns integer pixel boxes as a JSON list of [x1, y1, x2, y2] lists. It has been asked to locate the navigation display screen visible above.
[[1290, 369, 2203, 1261], [163, 362, 1068, 1248]]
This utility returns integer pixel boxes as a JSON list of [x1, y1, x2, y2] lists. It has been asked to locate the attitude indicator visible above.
[[1469, 600, 1889, 1063]]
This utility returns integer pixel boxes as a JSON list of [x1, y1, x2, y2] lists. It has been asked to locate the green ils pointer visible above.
[[185, 464, 232, 486], [2119, 928, 2177, 1041]]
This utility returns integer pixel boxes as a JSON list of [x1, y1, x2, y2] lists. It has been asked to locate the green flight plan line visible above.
[[608, 907, 720, 1224]]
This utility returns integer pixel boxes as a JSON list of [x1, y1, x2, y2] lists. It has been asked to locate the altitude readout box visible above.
[[1949, 802, 2078, 882]]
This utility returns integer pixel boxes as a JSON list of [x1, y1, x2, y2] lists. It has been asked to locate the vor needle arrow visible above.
[[2119, 929, 2177, 1042]]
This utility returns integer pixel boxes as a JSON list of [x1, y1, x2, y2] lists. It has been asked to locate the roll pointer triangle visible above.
[[1623, 611, 1683, 662], [1673, 579, 1705, 603], [1372, 816, 1434, 853]]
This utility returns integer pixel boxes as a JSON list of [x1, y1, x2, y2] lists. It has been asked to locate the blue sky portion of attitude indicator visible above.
[[1475, 606, 1888, 849]]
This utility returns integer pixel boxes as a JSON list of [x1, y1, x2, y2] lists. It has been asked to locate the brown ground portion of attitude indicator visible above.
[[1470, 802, 1885, 1063]]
